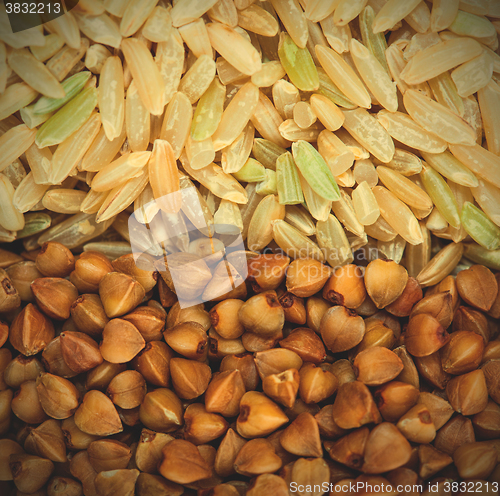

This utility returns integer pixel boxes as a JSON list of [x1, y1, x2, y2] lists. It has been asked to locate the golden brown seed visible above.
[[60, 331, 103, 374], [70, 251, 114, 293], [278, 291, 307, 325], [488, 273, 500, 319], [482, 341, 500, 363], [214, 428, 247, 478], [325, 427, 369, 471], [453, 442, 497, 480], [280, 412, 322, 457], [364, 259, 409, 309], [234, 438, 282, 476], [87, 439, 132, 473], [386, 277, 423, 317], [69, 451, 97, 496], [158, 439, 211, 484], [131, 341, 173, 387], [329, 360, 356, 389], [248, 253, 290, 292], [354, 347, 404, 386], [41, 337, 78, 379], [62, 416, 99, 451], [286, 258, 331, 298], [0, 248, 23, 268], [238, 290, 284, 337], [453, 306, 490, 343], [362, 422, 412, 474], [184, 403, 229, 445], [237, 391, 288, 439], [332, 381, 382, 429], [36, 242, 75, 278], [393, 346, 420, 389], [241, 330, 282, 353], [6, 261, 42, 302], [94, 468, 140, 496], [481, 359, 500, 404], [323, 264, 367, 309], [290, 458, 330, 495], [472, 400, 500, 440], [135, 472, 183, 496], [47, 476, 83, 496], [299, 363, 338, 404], [405, 314, 450, 357], [417, 392, 454, 431], [354, 321, 396, 355], [0, 349, 11, 390], [117, 406, 140, 428], [434, 274, 460, 308], [417, 444, 453, 480], [205, 370, 245, 417], [0, 389, 12, 436], [99, 272, 146, 318], [220, 353, 260, 391], [158, 278, 178, 308], [414, 352, 451, 390], [456, 265, 498, 312], [0, 268, 20, 313], [122, 305, 165, 342], [100, 318, 146, 363], [70, 293, 109, 338], [396, 404, 436, 444], [208, 328, 246, 359], [9, 303, 55, 356], [9, 454, 54, 494], [112, 253, 158, 292], [11, 380, 48, 424], [163, 321, 208, 360], [254, 348, 303, 379], [157, 252, 213, 302], [24, 419, 66, 463], [106, 370, 146, 409], [434, 415, 476, 456], [139, 388, 183, 433], [31, 277, 78, 320], [279, 327, 326, 364], [86, 361, 126, 391], [246, 474, 289, 496], [262, 368, 299, 409], [169, 357, 211, 400], [306, 296, 331, 333], [209, 299, 245, 339], [74, 390, 122, 436], [166, 302, 211, 330], [367, 311, 401, 339], [409, 291, 454, 329], [0, 439, 24, 480], [373, 381, 420, 423], [446, 369, 489, 416], [320, 305, 365, 353], [440, 330, 484, 375], [0, 321, 7, 349], [135, 429, 174, 474], [3, 355, 44, 389]]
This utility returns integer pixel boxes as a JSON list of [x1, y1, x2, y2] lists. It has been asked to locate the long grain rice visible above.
[[269, 0, 308, 49], [121, 38, 165, 116], [237, 4, 280, 37], [316, 45, 371, 109], [403, 89, 476, 145], [206, 22, 262, 76]]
